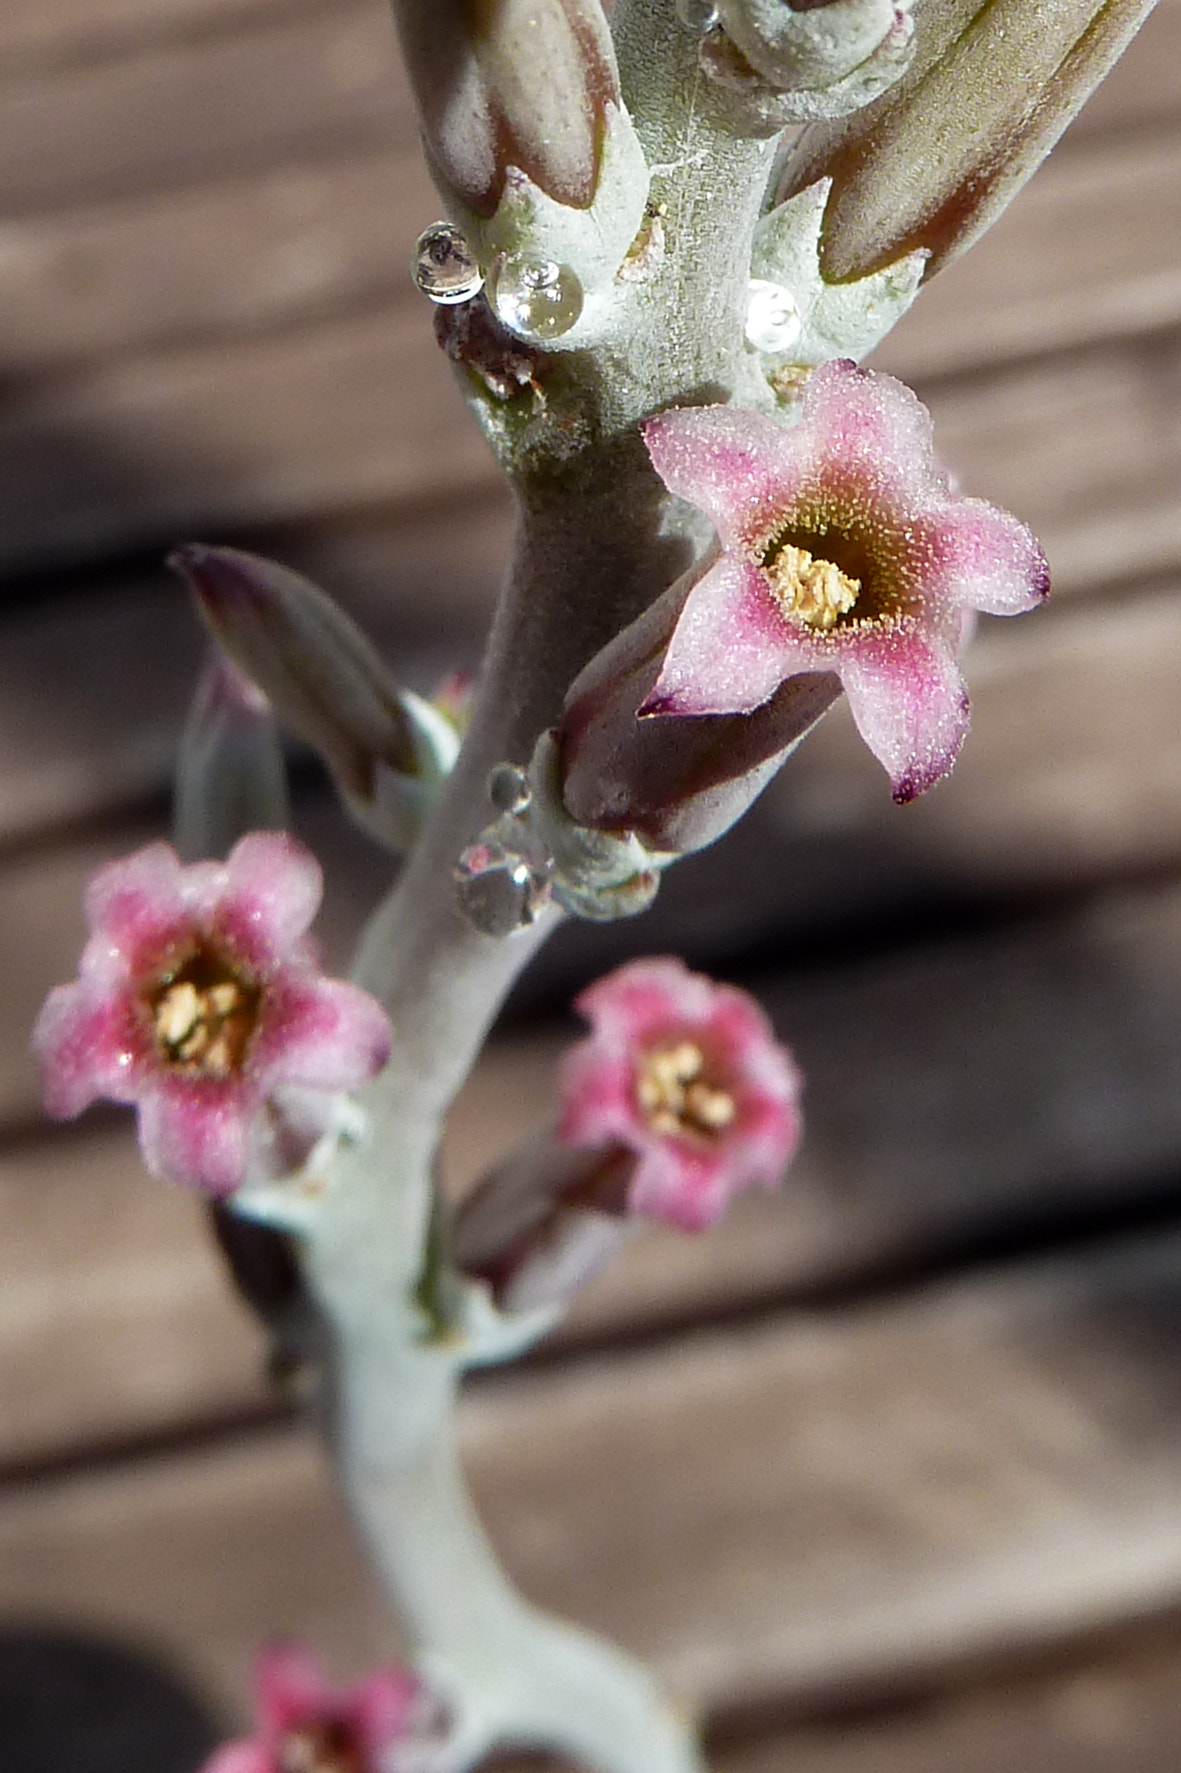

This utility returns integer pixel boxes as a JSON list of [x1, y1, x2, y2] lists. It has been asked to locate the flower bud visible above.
[[452, 1131, 634, 1315], [393, 0, 649, 328], [174, 652, 290, 864], [170, 546, 459, 852], [774, 0, 1157, 280], [557, 563, 841, 853]]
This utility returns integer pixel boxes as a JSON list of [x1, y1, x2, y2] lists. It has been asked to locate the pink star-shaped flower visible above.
[[32, 833, 391, 1196], [640, 359, 1049, 802], [201, 1644, 422, 1773], [558, 957, 802, 1231]]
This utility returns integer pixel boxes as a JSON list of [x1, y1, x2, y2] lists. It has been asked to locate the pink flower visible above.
[[558, 958, 802, 1231], [32, 834, 391, 1196], [640, 360, 1049, 802], [202, 1644, 422, 1773]]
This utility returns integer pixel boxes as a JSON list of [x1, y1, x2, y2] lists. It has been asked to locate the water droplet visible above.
[[676, 0, 720, 29], [412, 221, 483, 305], [455, 836, 551, 937], [488, 254, 583, 342], [745, 279, 802, 355], [488, 763, 531, 815]]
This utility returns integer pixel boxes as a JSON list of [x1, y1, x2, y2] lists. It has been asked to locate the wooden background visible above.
[[4, 1, 1181, 1767]]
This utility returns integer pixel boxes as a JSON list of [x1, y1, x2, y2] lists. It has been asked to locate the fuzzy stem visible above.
[[298, 3, 784, 1765]]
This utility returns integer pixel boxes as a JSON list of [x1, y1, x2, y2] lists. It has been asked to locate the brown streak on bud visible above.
[[392, 0, 620, 217], [776, 0, 1158, 282]]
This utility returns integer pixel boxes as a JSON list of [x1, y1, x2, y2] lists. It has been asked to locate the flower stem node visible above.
[[700, 0, 916, 126], [454, 734, 676, 939]]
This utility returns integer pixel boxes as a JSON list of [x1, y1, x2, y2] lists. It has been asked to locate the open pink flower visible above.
[[558, 957, 802, 1231], [641, 360, 1049, 802], [202, 1644, 422, 1773], [32, 834, 391, 1196]]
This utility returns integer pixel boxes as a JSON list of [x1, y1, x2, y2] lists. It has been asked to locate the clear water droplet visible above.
[[488, 254, 583, 342], [676, 0, 720, 29], [413, 221, 483, 305], [488, 763, 531, 816], [455, 836, 551, 937], [745, 279, 802, 354]]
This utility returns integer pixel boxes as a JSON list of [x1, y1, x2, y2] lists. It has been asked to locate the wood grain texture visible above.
[[7, 1235, 1181, 1725], [10, 867, 1181, 1465], [0, 3, 409, 217]]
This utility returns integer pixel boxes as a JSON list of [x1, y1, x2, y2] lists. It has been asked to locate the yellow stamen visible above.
[[766, 541, 859, 631], [636, 1041, 736, 1141], [149, 945, 259, 1077]]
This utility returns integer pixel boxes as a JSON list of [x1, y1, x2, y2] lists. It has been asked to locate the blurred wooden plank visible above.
[[0, 304, 1176, 582], [8, 1233, 1181, 1723], [720, 1619, 1181, 1773], [0, 1126, 271, 1460], [11, 865, 1181, 1463], [0, 152, 427, 373], [0, 0, 338, 79], [0, 2, 409, 218], [0, 306, 493, 575]]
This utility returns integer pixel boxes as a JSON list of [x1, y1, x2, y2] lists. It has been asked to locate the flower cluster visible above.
[[641, 360, 1049, 803], [558, 958, 802, 1231], [33, 834, 390, 1196], [202, 1645, 422, 1773]]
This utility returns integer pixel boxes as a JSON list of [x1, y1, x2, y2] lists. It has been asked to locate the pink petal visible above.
[[213, 833, 324, 971], [643, 405, 814, 547], [802, 359, 940, 505], [735, 1091, 803, 1185], [82, 842, 188, 977], [925, 497, 1051, 616], [839, 628, 969, 803], [348, 1667, 422, 1753], [642, 554, 823, 718], [254, 1644, 330, 1739], [629, 1142, 730, 1232], [136, 1074, 255, 1194], [557, 1044, 638, 1150], [32, 982, 149, 1117], [254, 975, 391, 1092], [574, 955, 714, 1045], [199, 1745, 272, 1773]]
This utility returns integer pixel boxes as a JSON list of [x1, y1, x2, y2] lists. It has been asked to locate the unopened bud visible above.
[[174, 652, 290, 863], [775, 0, 1157, 280], [453, 1131, 634, 1315], [557, 565, 839, 853], [393, 0, 649, 327], [170, 546, 458, 852]]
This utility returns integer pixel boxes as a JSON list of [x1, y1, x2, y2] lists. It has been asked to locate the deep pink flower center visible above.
[[144, 938, 261, 1078], [277, 1718, 364, 1773], [635, 1040, 736, 1141]]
